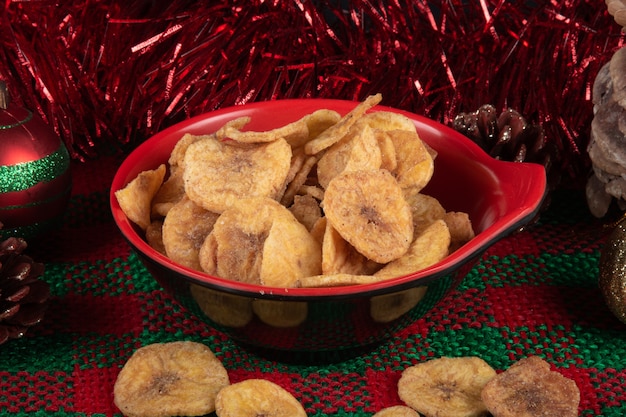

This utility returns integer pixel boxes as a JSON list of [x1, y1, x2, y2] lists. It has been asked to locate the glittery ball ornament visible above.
[[599, 218, 626, 324], [0, 81, 71, 240]]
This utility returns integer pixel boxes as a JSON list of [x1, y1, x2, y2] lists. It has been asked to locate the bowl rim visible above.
[[110, 98, 547, 300]]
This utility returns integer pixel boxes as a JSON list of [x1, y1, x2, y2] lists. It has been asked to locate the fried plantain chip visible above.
[[115, 164, 167, 231], [113, 341, 230, 417], [443, 211, 475, 253], [398, 356, 496, 417], [304, 94, 382, 155], [322, 219, 382, 275], [389, 129, 434, 193], [375, 219, 450, 280], [324, 169, 413, 263], [215, 379, 307, 417], [162, 195, 220, 271], [183, 136, 292, 213], [260, 205, 322, 288], [297, 273, 384, 288], [481, 356, 580, 417], [317, 123, 382, 189], [372, 405, 421, 417]]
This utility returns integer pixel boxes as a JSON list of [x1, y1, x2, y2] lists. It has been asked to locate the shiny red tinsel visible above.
[[0, 0, 624, 184]]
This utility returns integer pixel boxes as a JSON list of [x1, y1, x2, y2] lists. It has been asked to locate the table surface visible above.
[[1, 154, 625, 417]]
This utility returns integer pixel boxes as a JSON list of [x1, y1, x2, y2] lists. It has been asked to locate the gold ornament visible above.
[[599, 218, 626, 324]]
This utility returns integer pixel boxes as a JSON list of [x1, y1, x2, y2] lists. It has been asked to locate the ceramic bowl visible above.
[[110, 99, 546, 361]]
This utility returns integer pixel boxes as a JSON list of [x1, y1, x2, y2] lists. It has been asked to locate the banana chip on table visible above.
[[113, 341, 230, 417], [215, 378, 307, 417], [481, 356, 580, 417], [397, 356, 496, 417], [373, 405, 421, 417]]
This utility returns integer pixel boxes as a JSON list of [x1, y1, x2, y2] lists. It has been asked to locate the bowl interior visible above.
[[110, 99, 547, 298]]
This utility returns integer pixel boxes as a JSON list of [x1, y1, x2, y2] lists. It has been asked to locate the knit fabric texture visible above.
[[0, 155, 624, 416]]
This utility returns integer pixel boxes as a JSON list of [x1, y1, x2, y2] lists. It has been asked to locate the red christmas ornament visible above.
[[0, 81, 71, 240]]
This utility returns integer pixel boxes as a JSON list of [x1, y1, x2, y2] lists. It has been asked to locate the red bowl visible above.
[[110, 99, 546, 361]]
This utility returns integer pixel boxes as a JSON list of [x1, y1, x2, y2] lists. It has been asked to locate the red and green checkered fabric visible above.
[[1, 155, 625, 416]]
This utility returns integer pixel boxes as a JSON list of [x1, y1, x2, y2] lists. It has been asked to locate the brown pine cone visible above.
[[452, 104, 560, 196], [0, 224, 50, 344]]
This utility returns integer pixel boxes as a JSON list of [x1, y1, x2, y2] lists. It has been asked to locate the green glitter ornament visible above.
[[0, 81, 71, 240]]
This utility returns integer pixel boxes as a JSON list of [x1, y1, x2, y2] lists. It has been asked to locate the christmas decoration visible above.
[[599, 217, 626, 324], [0, 1, 624, 188], [0, 81, 71, 240], [0, 224, 50, 344], [607, 0, 626, 27], [586, 3, 626, 218], [452, 104, 560, 197]]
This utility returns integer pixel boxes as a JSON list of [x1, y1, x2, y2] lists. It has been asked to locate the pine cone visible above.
[[0, 223, 50, 344], [452, 104, 560, 197]]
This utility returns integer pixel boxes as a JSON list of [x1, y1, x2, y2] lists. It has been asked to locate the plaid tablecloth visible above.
[[1, 154, 625, 416]]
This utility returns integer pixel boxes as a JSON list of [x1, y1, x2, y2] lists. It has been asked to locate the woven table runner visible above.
[[1, 154, 624, 416]]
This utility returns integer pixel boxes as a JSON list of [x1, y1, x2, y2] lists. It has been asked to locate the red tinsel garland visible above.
[[0, 0, 624, 185]]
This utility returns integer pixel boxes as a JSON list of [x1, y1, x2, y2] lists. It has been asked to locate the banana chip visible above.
[[444, 211, 476, 252], [304, 93, 382, 155], [317, 123, 382, 189], [183, 136, 291, 213], [322, 220, 382, 275], [260, 205, 322, 288], [374, 219, 450, 280], [115, 164, 166, 231], [404, 192, 446, 237], [200, 198, 278, 284], [151, 170, 185, 218], [297, 273, 383, 288], [354, 110, 418, 133], [162, 196, 220, 271], [113, 341, 230, 417], [481, 356, 580, 417], [145, 220, 166, 255], [288, 194, 322, 232], [373, 405, 421, 417], [324, 169, 413, 263], [398, 356, 496, 417], [389, 129, 434, 193], [215, 379, 307, 417]]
